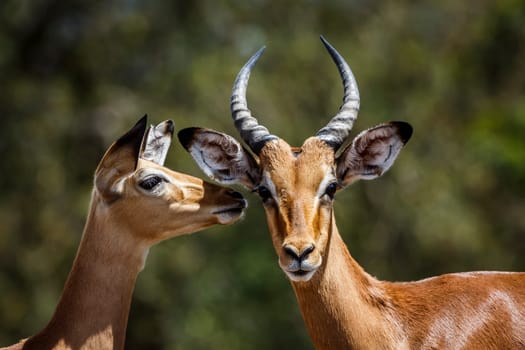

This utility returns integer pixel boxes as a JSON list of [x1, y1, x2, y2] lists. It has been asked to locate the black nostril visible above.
[[228, 190, 244, 199], [299, 244, 315, 261], [284, 244, 315, 261], [284, 245, 300, 260]]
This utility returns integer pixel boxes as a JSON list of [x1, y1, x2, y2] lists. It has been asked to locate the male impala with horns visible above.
[[179, 37, 525, 349]]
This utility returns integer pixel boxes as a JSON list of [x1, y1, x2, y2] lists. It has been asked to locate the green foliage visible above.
[[1, 0, 525, 348]]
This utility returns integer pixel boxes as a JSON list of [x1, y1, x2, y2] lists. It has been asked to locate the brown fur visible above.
[[260, 139, 407, 349], [260, 138, 525, 349], [180, 124, 525, 349]]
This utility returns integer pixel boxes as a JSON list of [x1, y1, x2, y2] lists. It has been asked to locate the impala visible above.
[[178, 37, 525, 349], [2, 116, 247, 350]]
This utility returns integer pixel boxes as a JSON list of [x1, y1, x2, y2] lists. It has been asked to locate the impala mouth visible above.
[[285, 268, 318, 282], [292, 269, 310, 276], [280, 256, 322, 282], [213, 200, 247, 224]]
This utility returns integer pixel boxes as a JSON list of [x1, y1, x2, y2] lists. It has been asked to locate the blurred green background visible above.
[[1, 0, 525, 348]]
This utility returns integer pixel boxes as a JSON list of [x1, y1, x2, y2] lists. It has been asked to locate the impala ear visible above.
[[336, 122, 412, 187], [178, 127, 261, 190], [95, 115, 148, 202], [140, 120, 174, 166]]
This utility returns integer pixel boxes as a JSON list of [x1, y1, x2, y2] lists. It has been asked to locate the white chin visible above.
[[285, 269, 317, 282], [216, 210, 244, 224]]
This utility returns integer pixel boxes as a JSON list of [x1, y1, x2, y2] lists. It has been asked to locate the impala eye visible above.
[[325, 182, 338, 199], [139, 176, 163, 191], [256, 186, 272, 201]]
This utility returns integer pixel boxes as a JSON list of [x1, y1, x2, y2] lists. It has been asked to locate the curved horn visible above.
[[231, 46, 278, 154], [316, 36, 360, 149]]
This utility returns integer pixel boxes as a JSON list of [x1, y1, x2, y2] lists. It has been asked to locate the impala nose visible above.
[[283, 243, 315, 262], [226, 190, 248, 209], [227, 190, 244, 199]]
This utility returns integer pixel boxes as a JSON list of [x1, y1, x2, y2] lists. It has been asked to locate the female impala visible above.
[[2, 116, 246, 350], [178, 37, 525, 349]]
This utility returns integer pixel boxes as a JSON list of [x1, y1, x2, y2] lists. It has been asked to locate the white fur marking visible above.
[[261, 171, 278, 203], [422, 289, 525, 348], [316, 170, 337, 198]]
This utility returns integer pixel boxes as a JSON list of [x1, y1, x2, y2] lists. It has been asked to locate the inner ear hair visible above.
[[177, 127, 262, 190], [140, 120, 174, 165]]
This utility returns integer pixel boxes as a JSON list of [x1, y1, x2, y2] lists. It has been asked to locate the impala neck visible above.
[[24, 194, 148, 350], [290, 214, 404, 349]]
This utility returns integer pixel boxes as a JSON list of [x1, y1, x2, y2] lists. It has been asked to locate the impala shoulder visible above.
[[389, 271, 525, 304]]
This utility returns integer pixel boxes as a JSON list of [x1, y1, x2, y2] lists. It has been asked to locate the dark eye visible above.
[[256, 186, 272, 201], [325, 182, 338, 199], [139, 176, 162, 190]]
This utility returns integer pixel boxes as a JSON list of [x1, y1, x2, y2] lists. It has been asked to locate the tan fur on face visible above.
[[107, 159, 243, 244], [259, 138, 336, 280]]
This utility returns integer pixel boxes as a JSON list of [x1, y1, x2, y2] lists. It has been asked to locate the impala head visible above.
[[178, 37, 412, 282], [94, 115, 247, 245]]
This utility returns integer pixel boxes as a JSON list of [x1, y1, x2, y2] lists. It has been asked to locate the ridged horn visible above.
[[231, 46, 278, 154], [316, 35, 360, 149]]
